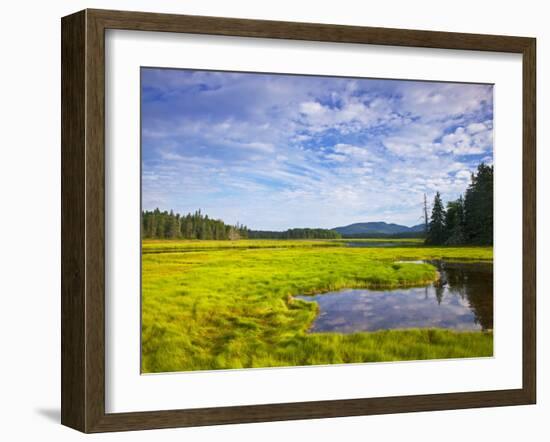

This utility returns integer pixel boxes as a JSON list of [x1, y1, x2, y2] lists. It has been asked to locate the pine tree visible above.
[[426, 192, 446, 245], [166, 210, 179, 238], [141, 208, 246, 240], [444, 196, 465, 245], [420, 162, 492, 246], [464, 163, 493, 245]]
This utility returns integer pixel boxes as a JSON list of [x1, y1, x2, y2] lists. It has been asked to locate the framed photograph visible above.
[[61, 9, 536, 433]]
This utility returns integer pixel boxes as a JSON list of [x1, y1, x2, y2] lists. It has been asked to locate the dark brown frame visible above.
[[61, 8, 536, 433]]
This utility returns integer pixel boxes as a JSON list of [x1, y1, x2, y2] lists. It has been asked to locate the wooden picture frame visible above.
[[61, 8, 536, 433]]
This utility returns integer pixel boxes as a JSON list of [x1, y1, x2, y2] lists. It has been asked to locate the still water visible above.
[[296, 261, 493, 333]]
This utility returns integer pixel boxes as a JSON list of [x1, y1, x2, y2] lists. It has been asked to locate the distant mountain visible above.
[[408, 223, 426, 232], [332, 222, 425, 238]]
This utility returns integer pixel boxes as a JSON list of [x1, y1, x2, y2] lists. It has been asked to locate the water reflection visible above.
[[296, 261, 493, 333]]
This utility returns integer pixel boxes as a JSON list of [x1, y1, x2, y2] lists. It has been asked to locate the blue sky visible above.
[[141, 68, 493, 230]]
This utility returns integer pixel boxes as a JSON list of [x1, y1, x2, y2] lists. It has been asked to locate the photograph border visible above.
[[61, 8, 536, 433]]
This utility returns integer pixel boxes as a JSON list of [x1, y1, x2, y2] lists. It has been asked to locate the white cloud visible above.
[[455, 169, 473, 180], [240, 141, 275, 153], [300, 101, 326, 116], [399, 82, 493, 122], [466, 122, 487, 134], [442, 125, 493, 155], [142, 70, 493, 228], [333, 143, 371, 158]]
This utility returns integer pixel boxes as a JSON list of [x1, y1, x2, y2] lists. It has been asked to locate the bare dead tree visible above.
[[423, 193, 429, 235]]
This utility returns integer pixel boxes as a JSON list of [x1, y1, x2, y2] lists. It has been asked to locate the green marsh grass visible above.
[[141, 240, 493, 373]]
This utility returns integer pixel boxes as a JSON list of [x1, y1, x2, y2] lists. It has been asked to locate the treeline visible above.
[[341, 231, 424, 239], [142, 209, 248, 240], [248, 228, 342, 239], [426, 163, 493, 246], [142, 209, 342, 241]]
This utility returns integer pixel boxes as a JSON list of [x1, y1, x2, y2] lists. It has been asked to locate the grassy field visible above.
[[142, 239, 493, 373]]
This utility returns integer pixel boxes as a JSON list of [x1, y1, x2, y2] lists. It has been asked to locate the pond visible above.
[[296, 261, 493, 333]]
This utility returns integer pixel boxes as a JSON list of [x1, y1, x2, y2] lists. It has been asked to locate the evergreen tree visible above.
[[464, 163, 493, 245], [445, 196, 466, 245], [141, 209, 248, 240], [423, 162, 493, 246], [426, 192, 447, 245], [156, 215, 165, 238], [166, 210, 179, 238]]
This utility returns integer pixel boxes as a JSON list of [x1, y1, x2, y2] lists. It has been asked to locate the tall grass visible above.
[[141, 240, 493, 373]]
